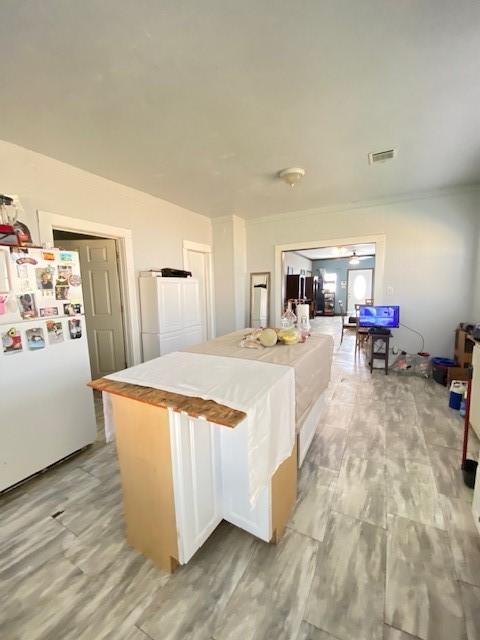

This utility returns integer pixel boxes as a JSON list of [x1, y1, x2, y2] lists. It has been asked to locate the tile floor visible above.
[[1, 318, 480, 640]]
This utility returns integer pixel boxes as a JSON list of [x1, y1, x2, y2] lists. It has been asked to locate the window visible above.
[[324, 272, 337, 293]]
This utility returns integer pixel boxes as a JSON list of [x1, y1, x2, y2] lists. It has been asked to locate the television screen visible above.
[[358, 305, 400, 328]]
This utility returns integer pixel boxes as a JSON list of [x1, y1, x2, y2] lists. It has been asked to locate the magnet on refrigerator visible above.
[[68, 319, 82, 339], [46, 320, 64, 344], [26, 327, 46, 350], [2, 327, 22, 353]]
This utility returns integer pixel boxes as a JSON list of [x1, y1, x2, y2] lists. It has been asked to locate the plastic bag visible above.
[[390, 352, 431, 377]]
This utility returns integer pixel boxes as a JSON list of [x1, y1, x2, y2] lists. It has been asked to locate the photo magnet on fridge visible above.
[[42, 251, 55, 261], [55, 266, 72, 300], [17, 293, 38, 319], [16, 263, 29, 279], [68, 274, 81, 287], [26, 327, 46, 350], [2, 327, 22, 354], [40, 306, 59, 317], [36, 267, 55, 290], [55, 285, 69, 300], [16, 256, 37, 265], [58, 265, 72, 279], [68, 319, 82, 339], [46, 321, 64, 344], [63, 302, 82, 316], [19, 278, 32, 293], [59, 251, 74, 262]]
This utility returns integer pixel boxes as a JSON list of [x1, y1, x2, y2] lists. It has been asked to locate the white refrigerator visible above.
[[0, 245, 96, 491]]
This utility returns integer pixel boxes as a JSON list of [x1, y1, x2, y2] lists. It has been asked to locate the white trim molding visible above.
[[37, 210, 141, 367], [274, 234, 386, 325]]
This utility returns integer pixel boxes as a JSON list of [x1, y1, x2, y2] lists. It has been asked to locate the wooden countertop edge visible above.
[[88, 378, 245, 429]]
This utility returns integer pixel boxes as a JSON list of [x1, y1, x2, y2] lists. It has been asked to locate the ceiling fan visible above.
[[349, 250, 371, 265]]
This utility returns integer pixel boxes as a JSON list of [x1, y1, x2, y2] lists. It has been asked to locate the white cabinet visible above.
[[169, 411, 272, 563], [182, 279, 202, 328], [168, 410, 223, 563], [158, 280, 183, 334], [140, 276, 204, 360]]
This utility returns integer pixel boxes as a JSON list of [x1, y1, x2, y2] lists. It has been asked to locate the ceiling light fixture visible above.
[[278, 167, 306, 187], [349, 250, 360, 266]]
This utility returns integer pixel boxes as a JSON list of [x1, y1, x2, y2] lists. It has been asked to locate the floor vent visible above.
[[368, 148, 397, 164]]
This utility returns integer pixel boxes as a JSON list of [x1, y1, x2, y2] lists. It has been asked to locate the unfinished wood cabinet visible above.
[[112, 396, 179, 572], [109, 393, 297, 573], [447, 328, 475, 385], [455, 328, 474, 368]]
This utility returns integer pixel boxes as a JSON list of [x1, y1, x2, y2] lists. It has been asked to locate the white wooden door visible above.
[[168, 410, 223, 563], [184, 247, 211, 340], [56, 239, 126, 378], [347, 268, 374, 315], [157, 280, 183, 333], [182, 279, 202, 329]]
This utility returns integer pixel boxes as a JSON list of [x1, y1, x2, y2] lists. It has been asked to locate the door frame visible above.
[[346, 267, 375, 315], [274, 234, 386, 326], [37, 210, 141, 367], [182, 240, 215, 339]]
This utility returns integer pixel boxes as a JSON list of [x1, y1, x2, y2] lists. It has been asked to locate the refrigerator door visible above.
[[0, 315, 96, 490], [0, 245, 96, 491]]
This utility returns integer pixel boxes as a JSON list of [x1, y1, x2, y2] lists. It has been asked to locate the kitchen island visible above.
[[89, 331, 333, 573]]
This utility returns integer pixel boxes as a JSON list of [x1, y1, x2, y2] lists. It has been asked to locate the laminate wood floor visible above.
[[1, 318, 479, 640]]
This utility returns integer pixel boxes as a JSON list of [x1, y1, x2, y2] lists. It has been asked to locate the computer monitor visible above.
[[358, 305, 400, 329]]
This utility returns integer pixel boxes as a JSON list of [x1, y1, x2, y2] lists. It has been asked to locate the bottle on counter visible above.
[[280, 300, 297, 329]]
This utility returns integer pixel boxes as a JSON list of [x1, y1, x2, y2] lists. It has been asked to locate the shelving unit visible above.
[[448, 328, 475, 384], [284, 274, 318, 317], [455, 328, 474, 367], [323, 292, 335, 316]]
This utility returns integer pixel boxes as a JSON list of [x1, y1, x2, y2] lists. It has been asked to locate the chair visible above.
[[354, 304, 370, 354], [339, 300, 357, 344]]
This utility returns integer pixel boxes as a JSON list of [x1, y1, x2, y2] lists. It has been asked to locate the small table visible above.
[[369, 331, 392, 375]]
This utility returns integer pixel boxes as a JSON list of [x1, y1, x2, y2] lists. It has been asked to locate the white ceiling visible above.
[[1, 1, 480, 218], [295, 243, 376, 261]]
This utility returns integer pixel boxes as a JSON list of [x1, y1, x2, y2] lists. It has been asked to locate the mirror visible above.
[[249, 272, 271, 328]]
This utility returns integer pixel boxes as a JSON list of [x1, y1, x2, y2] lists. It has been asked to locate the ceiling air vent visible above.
[[368, 148, 397, 165]]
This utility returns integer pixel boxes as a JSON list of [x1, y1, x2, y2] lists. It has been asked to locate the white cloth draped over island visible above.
[[105, 351, 295, 503]]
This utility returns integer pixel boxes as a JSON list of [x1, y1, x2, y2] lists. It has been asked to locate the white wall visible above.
[[212, 217, 235, 336], [247, 190, 480, 356], [0, 140, 212, 272], [212, 215, 247, 335], [284, 252, 313, 275], [232, 215, 247, 329]]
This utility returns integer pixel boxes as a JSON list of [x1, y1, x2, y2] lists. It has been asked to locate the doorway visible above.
[[53, 230, 127, 379], [281, 243, 376, 319], [347, 268, 374, 315], [183, 241, 215, 340]]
